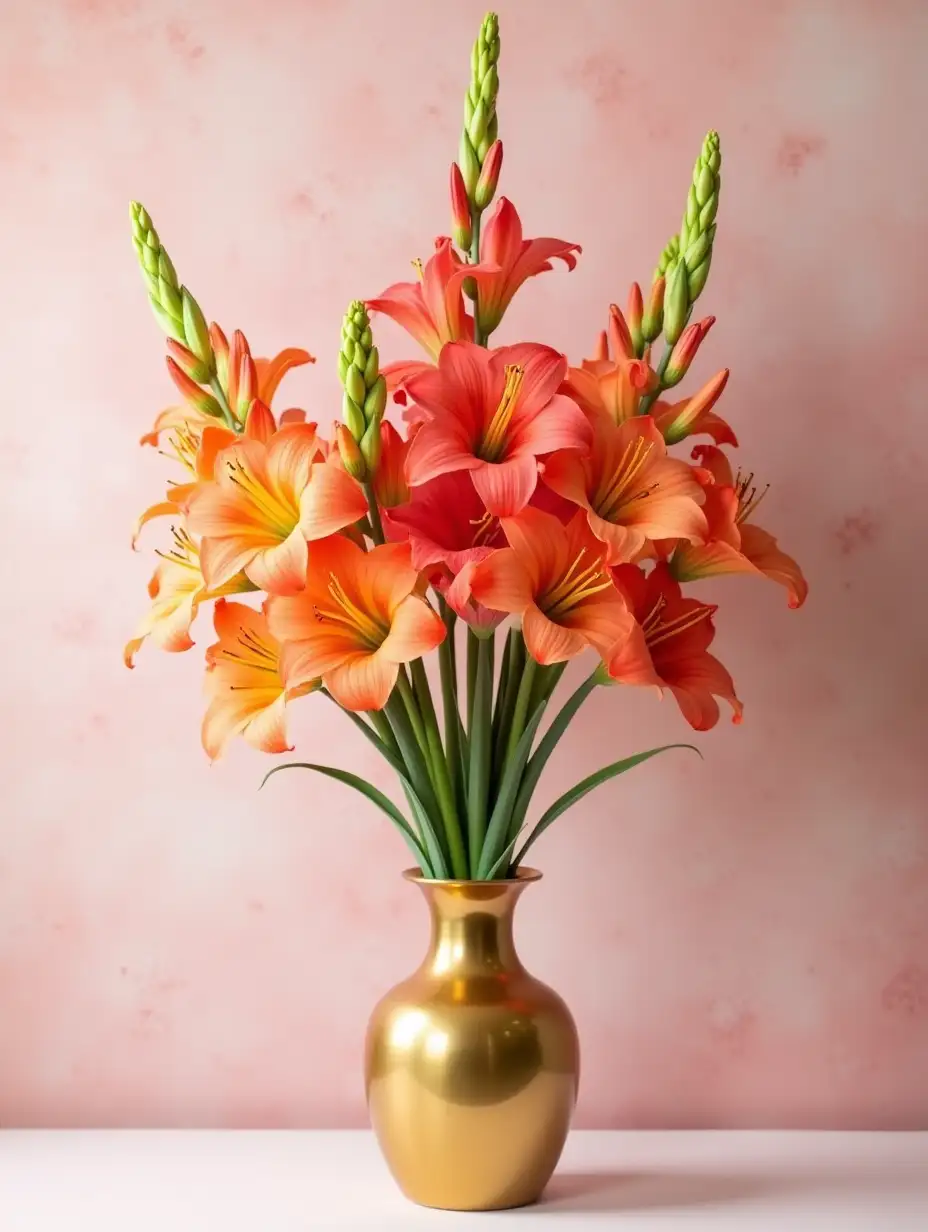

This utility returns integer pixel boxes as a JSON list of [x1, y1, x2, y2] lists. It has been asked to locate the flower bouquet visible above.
[[124, 12, 806, 1209]]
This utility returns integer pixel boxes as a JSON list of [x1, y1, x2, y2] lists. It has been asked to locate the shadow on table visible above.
[[528, 1165, 923, 1215]]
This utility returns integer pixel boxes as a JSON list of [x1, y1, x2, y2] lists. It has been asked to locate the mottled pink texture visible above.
[[1, 0, 927, 1128]]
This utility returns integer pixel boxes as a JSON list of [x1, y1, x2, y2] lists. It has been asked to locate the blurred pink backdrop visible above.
[[1, 0, 927, 1128]]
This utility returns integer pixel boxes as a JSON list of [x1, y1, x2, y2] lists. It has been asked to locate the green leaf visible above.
[[477, 701, 548, 879], [400, 781, 449, 879], [512, 744, 700, 868], [506, 673, 598, 845], [466, 634, 493, 873], [261, 762, 432, 871]]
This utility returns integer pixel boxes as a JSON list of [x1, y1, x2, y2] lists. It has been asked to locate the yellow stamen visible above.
[[155, 525, 200, 569], [411, 258, 424, 281], [640, 593, 667, 635], [647, 604, 714, 649], [313, 573, 390, 650], [541, 548, 614, 620], [595, 437, 655, 521], [734, 468, 770, 524], [468, 509, 499, 546], [226, 457, 296, 537], [480, 364, 525, 462]]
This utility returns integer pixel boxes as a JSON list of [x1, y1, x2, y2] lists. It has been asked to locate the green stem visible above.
[[502, 656, 538, 772], [410, 659, 468, 879], [436, 599, 464, 814], [469, 210, 486, 346], [209, 376, 237, 431], [396, 669, 428, 757], [637, 342, 672, 418], [467, 635, 494, 874], [493, 629, 524, 777], [529, 661, 566, 717], [466, 627, 480, 735], [384, 692, 449, 872], [364, 483, 385, 545]]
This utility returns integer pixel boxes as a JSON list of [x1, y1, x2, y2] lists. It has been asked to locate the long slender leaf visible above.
[[400, 782, 448, 878], [506, 673, 598, 844], [512, 744, 700, 867], [477, 700, 548, 879], [261, 762, 430, 870], [467, 635, 493, 873], [385, 694, 450, 869]]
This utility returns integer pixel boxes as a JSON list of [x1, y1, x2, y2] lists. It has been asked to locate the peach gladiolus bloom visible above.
[[267, 537, 446, 712], [201, 600, 316, 760], [671, 445, 808, 609], [608, 562, 743, 731], [186, 425, 368, 597], [124, 527, 254, 667], [542, 414, 707, 564], [563, 306, 658, 427], [404, 341, 590, 516], [469, 508, 641, 666], [470, 197, 581, 336]]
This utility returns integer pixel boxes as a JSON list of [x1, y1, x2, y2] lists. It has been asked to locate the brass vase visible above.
[[364, 867, 579, 1211]]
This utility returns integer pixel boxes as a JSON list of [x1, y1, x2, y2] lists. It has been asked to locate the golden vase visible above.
[[364, 867, 579, 1211]]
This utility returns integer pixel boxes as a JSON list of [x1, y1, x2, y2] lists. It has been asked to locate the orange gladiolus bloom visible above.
[[469, 508, 642, 665], [542, 414, 707, 564], [469, 197, 581, 336], [186, 425, 368, 596], [404, 341, 590, 516], [124, 527, 254, 667], [671, 446, 808, 609], [563, 307, 659, 427], [608, 562, 743, 730], [266, 537, 446, 711], [367, 238, 485, 363], [202, 600, 317, 761]]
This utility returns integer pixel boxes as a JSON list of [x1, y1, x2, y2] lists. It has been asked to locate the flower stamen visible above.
[[596, 437, 655, 520], [480, 364, 525, 461]]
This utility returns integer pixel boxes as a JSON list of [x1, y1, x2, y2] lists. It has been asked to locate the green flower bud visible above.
[[663, 259, 690, 346], [181, 288, 215, 374], [677, 131, 720, 302], [339, 300, 385, 464], [364, 375, 387, 423], [360, 410, 384, 474], [654, 235, 680, 285], [129, 201, 187, 342], [459, 13, 501, 208]]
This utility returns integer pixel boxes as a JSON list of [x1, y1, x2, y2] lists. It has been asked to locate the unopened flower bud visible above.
[[336, 423, 368, 481], [641, 277, 665, 343], [450, 163, 473, 249], [626, 283, 644, 356], [663, 316, 715, 387], [165, 356, 222, 418], [663, 260, 690, 346], [166, 337, 212, 384], [662, 368, 730, 445], [181, 288, 214, 374], [474, 138, 503, 210]]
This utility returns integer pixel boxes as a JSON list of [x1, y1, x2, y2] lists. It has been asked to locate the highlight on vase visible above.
[[124, 12, 806, 885]]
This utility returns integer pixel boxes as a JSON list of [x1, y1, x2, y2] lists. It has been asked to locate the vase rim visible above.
[[402, 866, 542, 887]]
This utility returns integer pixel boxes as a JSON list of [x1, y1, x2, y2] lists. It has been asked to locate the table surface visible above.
[[1, 1130, 926, 1230]]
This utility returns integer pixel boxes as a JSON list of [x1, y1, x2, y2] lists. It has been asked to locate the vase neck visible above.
[[417, 881, 529, 978]]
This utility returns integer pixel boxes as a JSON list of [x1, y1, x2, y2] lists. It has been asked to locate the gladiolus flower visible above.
[[387, 470, 506, 629], [607, 562, 743, 730], [124, 527, 254, 667], [469, 197, 581, 336], [404, 340, 590, 516], [542, 414, 707, 563], [670, 446, 808, 608], [201, 600, 317, 761], [267, 537, 446, 711], [469, 508, 640, 665], [652, 369, 736, 447], [367, 237, 486, 363], [186, 425, 367, 596], [563, 316, 659, 427]]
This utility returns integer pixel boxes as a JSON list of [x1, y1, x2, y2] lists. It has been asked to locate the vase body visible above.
[[364, 867, 579, 1211]]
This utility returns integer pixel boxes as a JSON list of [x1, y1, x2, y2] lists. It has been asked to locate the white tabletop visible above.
[[0, 1130, 925, 1229]]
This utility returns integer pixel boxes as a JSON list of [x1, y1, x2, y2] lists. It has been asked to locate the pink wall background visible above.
[[2, 0, 927, 1128]]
